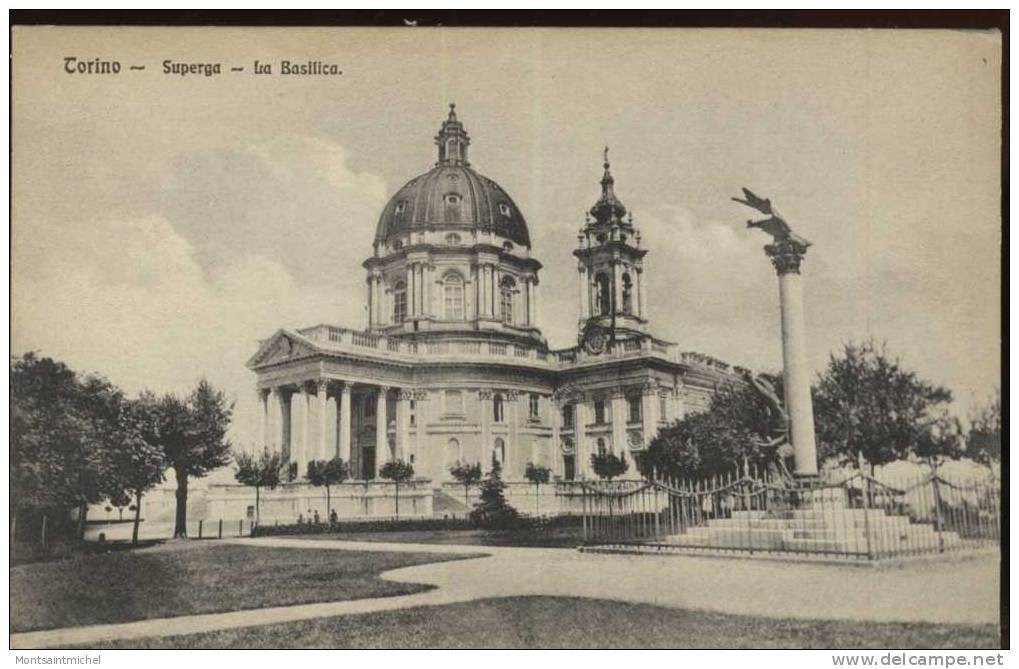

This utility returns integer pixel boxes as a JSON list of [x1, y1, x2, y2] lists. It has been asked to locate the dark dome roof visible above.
[[375, 106, 531, 247], [376, 164, 531, 247]]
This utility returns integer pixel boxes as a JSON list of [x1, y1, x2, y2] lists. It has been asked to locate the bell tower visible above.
[[435, 103, 470, 166], [574, 148, 649, 353]]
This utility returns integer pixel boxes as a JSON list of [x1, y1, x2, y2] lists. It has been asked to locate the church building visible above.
[[247, 106, 741, 490]]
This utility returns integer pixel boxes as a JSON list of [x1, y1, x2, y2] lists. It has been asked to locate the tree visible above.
[[155, 380, 233, 538], [591, 451, 629, 480], [813, 340, 953, 473], [305, 457, 349, 519], [967, 391, 1001, 471], [108, 491, 131, 521], [640, 374, 789, 482], [523, 462, 552, 516], [106, 395, 167, 544], [234, 449, 285, 524], [449, 461, 482, 508], [469, 461, 521, 528], [11, 353, 137, 541], [379, 460, 415, 518]]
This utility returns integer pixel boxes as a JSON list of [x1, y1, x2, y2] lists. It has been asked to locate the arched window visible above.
[[443, 273, 464, 320], [493, 393, 505, 423], [493, 437, 506, 466], [445, 438, 462, 468], [500, 276, 516, 324], [392, 281, 407, 323], [622, 273, 633, 315], [446, 139, 459, 161], [595, 273, 611, 316], [444, 193, 462, 222], [562, 404, 575, 429]]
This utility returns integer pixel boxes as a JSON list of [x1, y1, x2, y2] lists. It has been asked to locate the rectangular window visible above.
[[529, 393, 540, 419], [594, 400, 606, 425], [410, 400, 416, 426], [628, 396, 641, 423], [562, 404, 574, 429]]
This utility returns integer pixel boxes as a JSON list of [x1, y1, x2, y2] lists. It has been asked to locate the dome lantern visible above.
[[435, 103, 471, 166]]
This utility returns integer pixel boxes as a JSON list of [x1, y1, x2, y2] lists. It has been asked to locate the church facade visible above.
[[247, 107, 742, 490]]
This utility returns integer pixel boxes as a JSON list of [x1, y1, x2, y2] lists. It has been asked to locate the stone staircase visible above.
[[666, 507, 962, 557], [432, 488, 471, 519]]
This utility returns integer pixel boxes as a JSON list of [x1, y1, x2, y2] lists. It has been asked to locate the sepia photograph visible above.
[[9, 12, 1005, 653]]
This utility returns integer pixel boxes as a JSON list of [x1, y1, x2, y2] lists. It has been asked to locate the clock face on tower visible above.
[[582, 324, 608, 355]]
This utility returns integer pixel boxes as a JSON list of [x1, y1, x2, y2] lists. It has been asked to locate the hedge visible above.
[[251, 514, 583, 538]]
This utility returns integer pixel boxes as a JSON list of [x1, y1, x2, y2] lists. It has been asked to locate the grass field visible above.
[[11, 541, 476, 633], [88, 596, 1001, 649]]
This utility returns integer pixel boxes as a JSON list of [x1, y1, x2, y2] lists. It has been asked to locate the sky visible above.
[[12, 26, 1002, 454]]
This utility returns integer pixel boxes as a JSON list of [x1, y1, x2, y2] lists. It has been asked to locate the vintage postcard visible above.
[[10, 19, 1004, 652]]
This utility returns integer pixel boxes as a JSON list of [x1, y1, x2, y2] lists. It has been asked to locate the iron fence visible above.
[[579, 465, 1001, 560]]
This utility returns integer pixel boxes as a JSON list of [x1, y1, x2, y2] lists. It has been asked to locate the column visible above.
[[613, 262, 623, 312], [413, 390, 428, 476], [577, 265, 588, 321], [550, 395, 562, 477], [339, 383, 352, 464], [526, 278, 535, 325], [268, 387, 282, 452], [376, 386, 389, 468], [259, 389, 269, 450], [641, 382, 660, 443], [610, 391, 627, 458], [296, 384, 311, 474], [506, 392, 519, 478], [636, 268, 646, 318], [396, 390, 412, 462], [316, 380, 329, 462], [479, 390, 493, 467], [767, 241, 818, 476], [280, 390, 292, 464], [367, 277, 374, 329], [575, 400, 590, 478], [532, 279, 540, 326]]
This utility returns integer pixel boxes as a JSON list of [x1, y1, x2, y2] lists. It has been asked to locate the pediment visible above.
[[247, 330, 319, 369]]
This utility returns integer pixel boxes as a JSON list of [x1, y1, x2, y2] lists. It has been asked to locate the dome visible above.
[[375, 106, 531, 248]]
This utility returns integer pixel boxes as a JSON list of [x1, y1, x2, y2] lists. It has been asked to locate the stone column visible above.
[[641, 382, 660, 443], [339, 383, 352, 463], [506, 391, 519, 478], [550, 395, 562, 477], [376, 386, 390, 469], [636, 267, 647, 318], [479, 389, 493, 466], [766, 240, 818, 477], [532, 279, 540, 326], [313, 380, 328, 462], [577, 265, 588, 321], [298, 384, 312, 474], [396, 390, 413, 462], [610, 391, 627, 458], [613, 261, 623, 312], [413, 390, 428, 476], [259, 389, 269, 450], [574, 400, 590, 478], [268, 387, 282, 452], [280, 390, 292, 464]]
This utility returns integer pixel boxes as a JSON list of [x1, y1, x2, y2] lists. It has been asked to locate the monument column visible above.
[[767, 240, 818, 477], [376, 386, 390, 468], [339, 382, 352, 463]]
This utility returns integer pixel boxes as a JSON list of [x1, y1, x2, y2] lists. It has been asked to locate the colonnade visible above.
[[258, 381, 423, 479]]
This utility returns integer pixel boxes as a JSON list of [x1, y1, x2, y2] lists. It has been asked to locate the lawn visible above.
[[10, 541, 477, 633], [291, 527, 585, 548], [87, 596, 1001, 649]]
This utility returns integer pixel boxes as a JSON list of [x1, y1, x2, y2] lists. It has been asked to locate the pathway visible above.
[[10, 537, 1000, 649]]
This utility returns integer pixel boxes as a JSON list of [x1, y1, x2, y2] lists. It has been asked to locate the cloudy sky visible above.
[[12, 27, 1001, 450]]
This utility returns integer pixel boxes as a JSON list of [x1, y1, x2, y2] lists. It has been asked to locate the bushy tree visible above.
[[11, 353, 145, 541], [379, 460, 415, 518], [151, 380, 233, 538], [523, 462, 552, 515], [469, 461, 520, 528], [640, 373, 787, 481], [305, 457, 349, 519], [108, 395, 167, 544], [234, 449, 285, 523], [813, 340, 953, 473], [591, 451, 629, 480], [449, 461, 482, 508], [967, 391, 1001, 471]]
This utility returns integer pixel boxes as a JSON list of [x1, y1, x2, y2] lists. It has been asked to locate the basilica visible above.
[[246, 106, 741, 494]]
